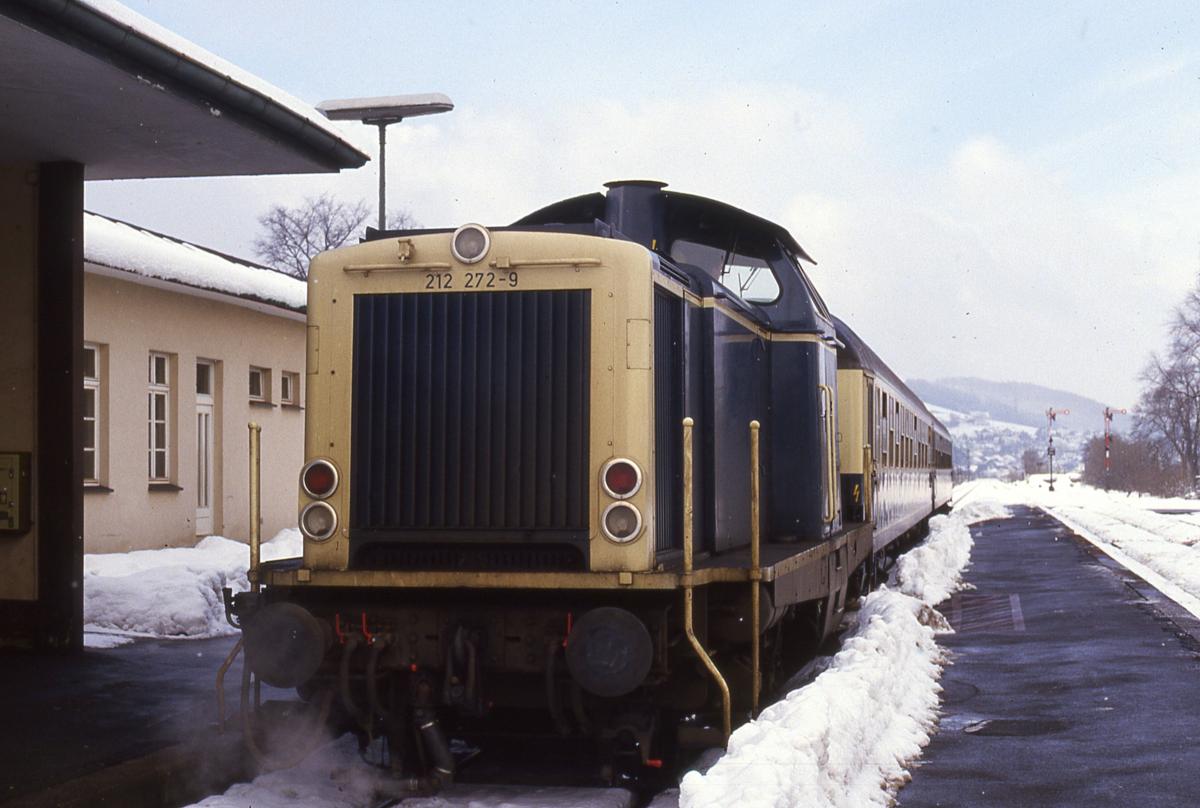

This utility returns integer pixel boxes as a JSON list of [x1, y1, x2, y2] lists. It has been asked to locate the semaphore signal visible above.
[[1046, 407, 1070, 492], [1103, 407, 1129, 489]]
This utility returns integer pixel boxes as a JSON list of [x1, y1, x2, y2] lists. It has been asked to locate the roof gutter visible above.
[[9, 0, 369, 171]]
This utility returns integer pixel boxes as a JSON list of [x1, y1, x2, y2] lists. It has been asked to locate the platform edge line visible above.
[[1040, 506, 1200, 622]]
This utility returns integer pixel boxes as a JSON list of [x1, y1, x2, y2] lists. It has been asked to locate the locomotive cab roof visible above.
[[366, 182, 836, 335]]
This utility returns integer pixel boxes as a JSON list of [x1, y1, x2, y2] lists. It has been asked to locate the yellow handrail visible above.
[[863, 444, 874, 523], [749, 420, 762, 716], [248, 422, 262, 588], [682, 417, 731, 741], [818, 385, 837, 524]]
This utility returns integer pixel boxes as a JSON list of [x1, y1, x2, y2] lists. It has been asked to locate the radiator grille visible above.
[[350, 290, 591, 541]]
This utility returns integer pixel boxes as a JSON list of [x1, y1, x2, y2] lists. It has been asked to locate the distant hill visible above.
[[908, 377, 1125, 434]]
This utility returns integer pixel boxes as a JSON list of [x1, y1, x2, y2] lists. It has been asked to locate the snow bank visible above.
[[679, 497, 1005, 808], [84, 529, 301, 640], [679, 592, 945, 808]]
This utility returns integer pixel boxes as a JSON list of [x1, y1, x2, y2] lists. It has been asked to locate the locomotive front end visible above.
[[240, 221, 685, 762], [300, 224, 660, 578]]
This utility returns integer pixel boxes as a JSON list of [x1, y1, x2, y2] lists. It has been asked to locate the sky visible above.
[[85, 1, 1200, 409]]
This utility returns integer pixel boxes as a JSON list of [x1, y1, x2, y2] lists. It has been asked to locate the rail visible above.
[[682, 417, 732, 741]]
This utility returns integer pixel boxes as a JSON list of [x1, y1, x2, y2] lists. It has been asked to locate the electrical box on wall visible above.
[[0, 452, 31, 535]]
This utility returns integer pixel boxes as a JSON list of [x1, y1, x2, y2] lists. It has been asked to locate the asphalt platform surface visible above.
[[0, 634, 250, 807], [899, 506, 1200, 807]]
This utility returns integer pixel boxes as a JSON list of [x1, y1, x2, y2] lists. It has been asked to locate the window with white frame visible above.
[[249, 366, 270, 402], [148, 352, 171, 481], [83, 344, 101, 484], [281, 370, 299, 406]]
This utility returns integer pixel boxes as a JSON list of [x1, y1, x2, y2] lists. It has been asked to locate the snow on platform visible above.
[[677, 500, 1007, 808], [84, 528, 301, 643], [97, 475, 1200, 807]]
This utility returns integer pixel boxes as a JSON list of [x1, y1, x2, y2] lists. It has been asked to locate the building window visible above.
[[281, 371, 299, 406], [148, 352, 171, 481], [249, 366, 270, 402], [83, 344, 101, 484], [196, 362, 213, 396]]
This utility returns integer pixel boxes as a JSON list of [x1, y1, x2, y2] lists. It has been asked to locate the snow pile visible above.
[[679, 592, 945, 808], [679, 497, 1002, 808], [893, 494, 1010, 605], [84, 529, 301, 640], [86, 213, 306, 310]]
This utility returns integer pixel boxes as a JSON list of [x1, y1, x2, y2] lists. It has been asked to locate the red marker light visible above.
[[602, 459, 642, 498], [301, 459, 338, 498]]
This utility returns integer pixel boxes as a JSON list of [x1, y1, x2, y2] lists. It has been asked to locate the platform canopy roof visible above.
[[0, 0, 370, 180]]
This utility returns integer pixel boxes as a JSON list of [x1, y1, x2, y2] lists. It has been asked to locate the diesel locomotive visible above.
[[233, 181, 952, 780]]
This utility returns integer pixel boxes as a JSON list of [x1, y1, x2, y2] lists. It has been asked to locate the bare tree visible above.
[[1135, 273, 1200, 491], [1020, 448, 1044, 477], [1080, 433, 1184, 495], [1134, 352, 1200, 488], [254, 194, 369, 278], [254, 195, 418, 278]]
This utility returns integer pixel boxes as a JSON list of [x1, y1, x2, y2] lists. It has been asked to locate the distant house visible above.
[[83, 213, 306, 553]]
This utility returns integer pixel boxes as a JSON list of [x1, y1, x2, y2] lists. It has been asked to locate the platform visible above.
[[0, 635, 250, 808], [899, 506, 1200, 807]]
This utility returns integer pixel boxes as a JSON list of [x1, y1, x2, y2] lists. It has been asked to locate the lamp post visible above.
[[1046, 407, 1070, 492], [317, 93, 454, 231]]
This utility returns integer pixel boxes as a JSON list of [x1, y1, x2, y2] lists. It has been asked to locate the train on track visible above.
[[230, 180, 952, 786]]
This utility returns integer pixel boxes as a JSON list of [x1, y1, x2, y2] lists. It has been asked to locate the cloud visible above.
[[86, 84, 1196, 407]]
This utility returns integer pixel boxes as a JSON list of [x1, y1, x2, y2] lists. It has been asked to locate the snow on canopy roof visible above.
[[84, 212, 305, 312], [82, 0, 367, 159]]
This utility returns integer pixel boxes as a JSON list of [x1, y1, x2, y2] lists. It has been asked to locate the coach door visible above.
[[195, 361, 215, 535]]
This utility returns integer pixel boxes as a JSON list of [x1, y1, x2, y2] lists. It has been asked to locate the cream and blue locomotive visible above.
[[235, 181, 952, 778]]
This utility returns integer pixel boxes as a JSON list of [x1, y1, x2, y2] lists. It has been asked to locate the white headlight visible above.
[[451, 223, 491, 264], [601, 502, 643, 543], [300, 501, 338, 541]]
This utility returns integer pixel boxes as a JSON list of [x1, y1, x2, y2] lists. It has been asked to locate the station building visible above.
[[0, 0, 368, 649], [82, 213, 307, 553]]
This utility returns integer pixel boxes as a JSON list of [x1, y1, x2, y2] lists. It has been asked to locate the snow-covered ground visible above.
[[83, 528, 301, 645], [89, 476, 1200, 807], [928, 403, 1089, 478], [959, 475, 1200, 619], [675, 498, 1008, 808]]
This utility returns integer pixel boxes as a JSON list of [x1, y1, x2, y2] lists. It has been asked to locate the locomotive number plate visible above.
[[425, 271, 520, 290]]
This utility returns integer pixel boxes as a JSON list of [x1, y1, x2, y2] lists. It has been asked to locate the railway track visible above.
[[365, 618, 856, 808]]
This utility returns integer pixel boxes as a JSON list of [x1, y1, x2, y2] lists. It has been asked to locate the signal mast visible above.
[[1046, 407, 1070, 491], [1103, 407, 1128, 490]]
